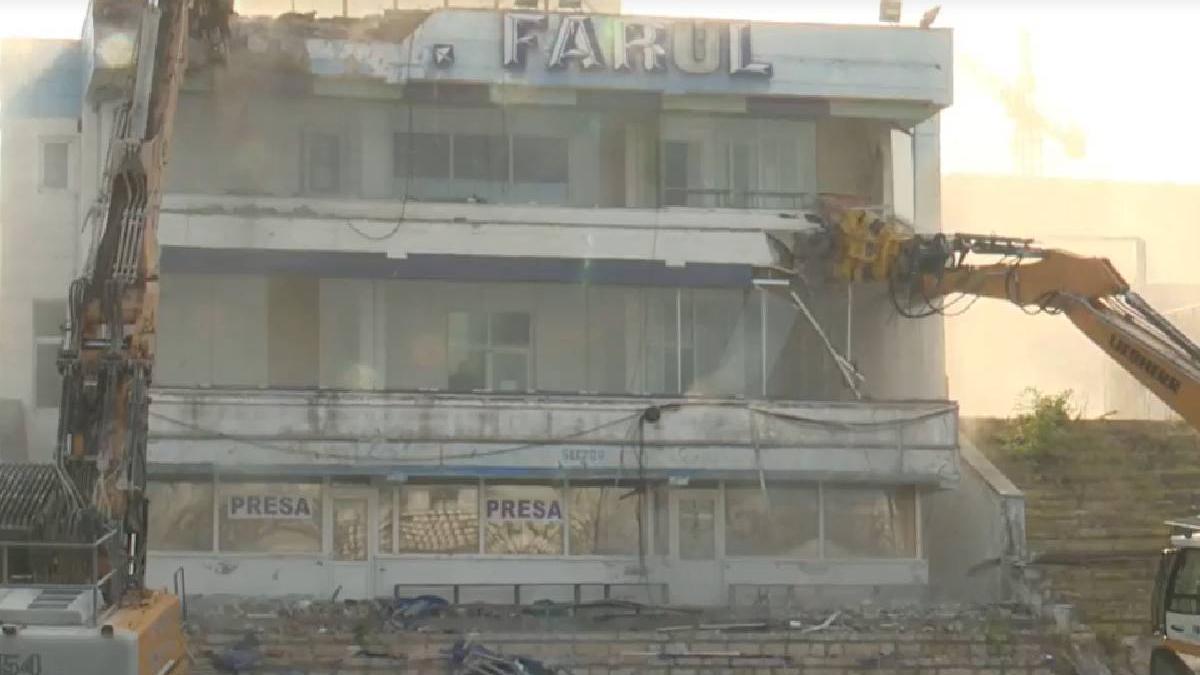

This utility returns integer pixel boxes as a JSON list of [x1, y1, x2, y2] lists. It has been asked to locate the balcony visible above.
[[158, 193, 812, 269], [147, 388, 960, 485]]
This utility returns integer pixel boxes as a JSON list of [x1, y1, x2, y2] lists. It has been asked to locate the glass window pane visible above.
[[484, 484, 563, 555], [305, 132, 340, 194], [33, 301, 65, 337], [35, 343, 60, 409], [449, 311, 487, 347], [453, 134, 508, 181], [41, 141, 68, 189], [267, 277, 319, 388], [397, 132, 450, 180], [333, 497, 368, 561], [569, 486, 641, 555], [448, 349, 485, 391], [663, 141, 688, 206], [653, 486, 669, 556], [1170, 549, 1200, 615], [823, 486, 917, 559], [491, 352, 528, 392], [490, 312, 530, 347], [218, 481, 322, 553], [378, 488, 394, 554], [513, 136, 568, 184], [678, 492, 716, 560], [725, 485, 819, 557], [147, 480, 214, 551], [397, 484, 479, 554]]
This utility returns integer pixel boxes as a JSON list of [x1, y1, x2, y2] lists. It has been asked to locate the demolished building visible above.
[[0, 1, 1022, 607]]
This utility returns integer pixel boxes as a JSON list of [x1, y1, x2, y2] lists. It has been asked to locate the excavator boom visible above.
[[817, 203, 1200, 430]]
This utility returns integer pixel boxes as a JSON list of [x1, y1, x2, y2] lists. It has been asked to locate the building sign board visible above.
[[227, 494, 316, 520], [297, 9, 952, 106], [485, 497, 563, 522]]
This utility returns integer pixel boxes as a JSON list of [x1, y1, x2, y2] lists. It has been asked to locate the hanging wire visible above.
[[346, 16, 420, 242]]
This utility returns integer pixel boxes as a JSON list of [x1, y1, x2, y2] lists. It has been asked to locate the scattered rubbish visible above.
[[793, 610, 842, 634], [447, 639, 562, 675], [390, 594, 450, 628], [210, 632, 262, 674]]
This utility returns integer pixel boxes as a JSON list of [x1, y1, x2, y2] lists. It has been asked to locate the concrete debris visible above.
[[447, 640, 561, 675]]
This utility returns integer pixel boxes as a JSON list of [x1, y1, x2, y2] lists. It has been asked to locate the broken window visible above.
[[447, 311, 532, 392], [33, 300, 64, 409], [147, 479, 214, 551], [40, 140, 69, 190], [303, 131, 341, 194], [483, 484, 563, 555], [385, 483, 480, 554], [217, 481, 322, 553], [724, 485, 819, 558], [568, 485, 642, 555], [823, 485, 917, 559]]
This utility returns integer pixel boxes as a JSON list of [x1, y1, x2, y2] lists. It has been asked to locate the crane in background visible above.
[[960, 29, 1086, 176]]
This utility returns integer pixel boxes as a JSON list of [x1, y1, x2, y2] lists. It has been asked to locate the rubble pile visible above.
[[186, 596, 1063, 674]]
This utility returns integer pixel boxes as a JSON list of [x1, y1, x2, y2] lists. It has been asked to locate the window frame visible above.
[[32, 300, 65, 409], [447, 310, 534, 393], [37, 137, 73, 192], [302, 130, 342, 195]]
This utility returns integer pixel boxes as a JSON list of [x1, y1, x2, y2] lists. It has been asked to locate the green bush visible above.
[[1004, 388, 1079, 459]]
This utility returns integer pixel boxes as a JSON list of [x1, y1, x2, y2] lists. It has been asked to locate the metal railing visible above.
[[0, 530, 118, 627]]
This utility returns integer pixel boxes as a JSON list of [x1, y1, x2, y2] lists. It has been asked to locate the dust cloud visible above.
[[942, 175, 1200, 420]]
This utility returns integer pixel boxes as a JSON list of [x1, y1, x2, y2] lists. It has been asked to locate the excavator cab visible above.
[[1149, 519, 1200, 674]]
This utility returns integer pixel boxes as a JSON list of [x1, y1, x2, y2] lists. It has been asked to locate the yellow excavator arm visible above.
[[820, 204, 1200, 428]]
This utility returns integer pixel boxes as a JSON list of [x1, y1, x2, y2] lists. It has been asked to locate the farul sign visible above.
[[501, 14, 773, 78]]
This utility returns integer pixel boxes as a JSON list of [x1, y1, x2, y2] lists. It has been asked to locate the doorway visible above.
[[331, 487, 376, 600], [670, 487, 724, 605]]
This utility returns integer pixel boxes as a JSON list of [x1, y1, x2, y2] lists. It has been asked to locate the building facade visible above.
[[2, 2, 973, 606]]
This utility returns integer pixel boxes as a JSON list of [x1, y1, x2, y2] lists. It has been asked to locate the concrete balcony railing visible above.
[[158, 193, 815, 268], [147, 388, 960, 485]]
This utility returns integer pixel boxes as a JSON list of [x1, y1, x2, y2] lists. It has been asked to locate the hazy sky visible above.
[[1, 0, 1197, 184]]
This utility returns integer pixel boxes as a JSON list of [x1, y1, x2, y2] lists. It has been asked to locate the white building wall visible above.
[[0, 117, 82, 461]]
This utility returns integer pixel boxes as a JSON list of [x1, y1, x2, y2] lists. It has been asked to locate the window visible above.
[[483, 484, 563, 555], [304, 132, 340, 194], [725, 485, 819, 557], [453, 134, 508, 181], [653, 485, 670, 555], [40, 140, 69, 190], [823, 486, 917, 559], [218, 481, 322, 553], [33, 300, 64, 408], [394, 130, 569, 203], [678, 491, 717, 560], [513, 136, 568, 184], [1170, 549, 1200, 615], [568, 486, 642, 555], [395, 132, 450, 180], [380, 484, 480, 554], [147, 480, 214, 551], [448, 311, 532, 392], [662, 141, 693, 206]]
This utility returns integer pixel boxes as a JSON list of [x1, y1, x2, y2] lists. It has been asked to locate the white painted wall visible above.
[[0, 117, 82, 461]]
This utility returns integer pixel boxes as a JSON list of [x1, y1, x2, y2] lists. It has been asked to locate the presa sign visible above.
[[227, 494, 316, 520]]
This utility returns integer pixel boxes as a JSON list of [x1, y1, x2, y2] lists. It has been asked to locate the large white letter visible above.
[[502, 13, 547, 69], [671, 22, 720, 74], [547, 15, 605, 70], [729, 23, 773, 77], [613, 21, 667, 72]]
